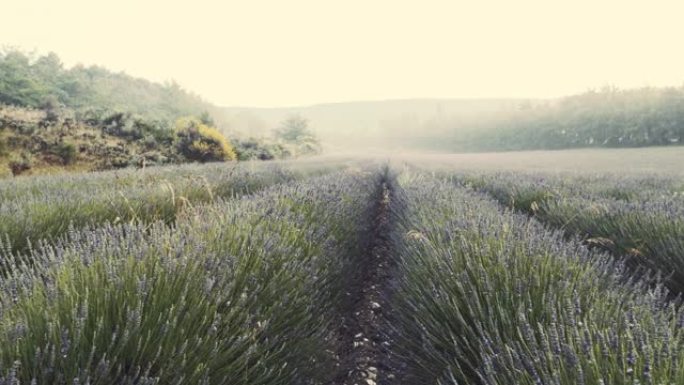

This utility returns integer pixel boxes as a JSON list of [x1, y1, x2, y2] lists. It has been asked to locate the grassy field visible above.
[[400, 146, 684, 174], [0, 148, 682, 384]]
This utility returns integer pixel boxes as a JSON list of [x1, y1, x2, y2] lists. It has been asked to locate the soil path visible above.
[[330, 180, 401, 385]]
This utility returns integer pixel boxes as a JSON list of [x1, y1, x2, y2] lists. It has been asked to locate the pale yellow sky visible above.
[[2, 0, 683, 107]]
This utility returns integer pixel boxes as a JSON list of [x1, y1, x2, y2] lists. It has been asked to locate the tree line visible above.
[[462, 86, 684, 151], [0, 48, 210, 122]]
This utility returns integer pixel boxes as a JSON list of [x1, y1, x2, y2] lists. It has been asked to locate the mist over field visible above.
[[220, 98, 526, 150], [2, 1, 684, 168], [220, 91, 684, 153], [2, 1, 684, 384]]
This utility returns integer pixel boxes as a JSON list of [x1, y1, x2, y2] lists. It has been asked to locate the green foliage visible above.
[[0, 49, 352, 164], [274, 115, 321, 156], [71, 108, 174, 144], [40, 95, 61, 125], [275, 115, 310, 142], [0, 50, 51, 106], [466, 87, 684, 150], [234, 137, 290, 160], [0, 49, 214, 123], [8, 152, 33, 176], [199, 110, 215, 126], [174, 116, 236, 162], [142, 134, 158, 149], [53, 141, 77, 165]]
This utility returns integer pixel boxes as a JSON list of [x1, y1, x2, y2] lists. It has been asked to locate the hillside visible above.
[[3, 49, 682, 160], [0, 104, 180, 177], [0, 49, 215, 122], [222, 87, 684, 152], [0, 103, 317, 176], [464, 87, 684, 150], [0, 50, 321, 175]]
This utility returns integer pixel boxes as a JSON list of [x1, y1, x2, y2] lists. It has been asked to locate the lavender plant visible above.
[[0, 168, 383, 384], [450, 171, 684, 294], [0, 161, 341, 255], [389, 172, 684, 385]]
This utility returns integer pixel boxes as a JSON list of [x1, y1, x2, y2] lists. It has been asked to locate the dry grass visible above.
[[0, 105, 46, 123]]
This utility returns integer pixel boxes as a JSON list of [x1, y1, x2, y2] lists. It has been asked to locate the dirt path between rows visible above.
[[330, 180, 403, 385]]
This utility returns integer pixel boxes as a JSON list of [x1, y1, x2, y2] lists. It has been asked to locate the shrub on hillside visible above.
[[274, 115, 322, 156], [142, 134, 158, 149], [40, 96, 61, 126], [77, 108, 108, 126], [174, 116, 236, 162], [234, 137, 291, 160], [8, 152, 33, 176], [134, 119, 174, 144], [95, 111, 173, 144], [53, 141, 77, 165]]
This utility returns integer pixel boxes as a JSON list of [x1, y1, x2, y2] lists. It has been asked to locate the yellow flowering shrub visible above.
[[174, 117, 236, 162]]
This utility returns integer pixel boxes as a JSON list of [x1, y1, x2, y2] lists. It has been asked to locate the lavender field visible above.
[[0, 157, 682, 385]]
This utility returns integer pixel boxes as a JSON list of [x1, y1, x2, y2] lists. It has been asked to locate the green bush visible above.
[[40, 95, 61, 125], [54, 141, 77, 165], [8, 152, 33, 176], [234, 137, 290, 160], [274, 115, 322, 156], [142, 134, 158, 149]]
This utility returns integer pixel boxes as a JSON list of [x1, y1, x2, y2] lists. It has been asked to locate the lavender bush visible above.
[[450, 171, 684, 294], [0, 161, 341, 255], [389, 172, 684, 384], [0, 168, 383, 384]]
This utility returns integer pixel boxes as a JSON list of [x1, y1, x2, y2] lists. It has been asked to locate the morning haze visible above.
[[3, 0, 683, 107], [2, 1, 684, 384]]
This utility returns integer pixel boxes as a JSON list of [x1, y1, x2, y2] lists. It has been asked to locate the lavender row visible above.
[[0, 168, 384, 384], [450, 171, 684, 294], [387, 172, 684, 384], [0, 158, 345, 202], [0, 160, 343, 255]]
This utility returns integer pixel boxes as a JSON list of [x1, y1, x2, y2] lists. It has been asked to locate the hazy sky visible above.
[[2, 0, 683, 107]]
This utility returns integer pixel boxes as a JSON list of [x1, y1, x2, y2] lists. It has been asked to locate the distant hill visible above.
[[222, 87, 684, 152], [3, 49, 681, 155], [220, 98, 534, 150], [467, 87, 684, 150]]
